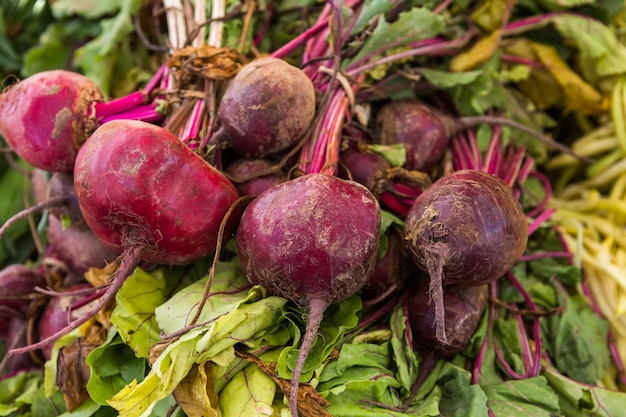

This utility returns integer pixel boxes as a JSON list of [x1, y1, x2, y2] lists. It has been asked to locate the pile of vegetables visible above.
[[2, 0, 626, 416]]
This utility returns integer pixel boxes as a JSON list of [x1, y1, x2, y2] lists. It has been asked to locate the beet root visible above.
[[0, 70, 103, 172], [235, 173, 381, 417], [74, 119, 240, 265], [0, 264, 45, 314], [217, 57, 316, 158], [404, 169, 527, 344]]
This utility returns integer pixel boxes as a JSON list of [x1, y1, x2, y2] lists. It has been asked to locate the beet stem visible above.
[[456, 115, 592, 163], [289, 297, 328, 417], [8, 246, 144, 355], [0, 196, 68, 241]]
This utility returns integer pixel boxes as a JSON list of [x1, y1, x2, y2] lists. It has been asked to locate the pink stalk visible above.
[[98, 103, 164, 124], [180, 99, 206, 143]]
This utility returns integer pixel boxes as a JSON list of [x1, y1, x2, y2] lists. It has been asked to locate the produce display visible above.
[[2, 0, 626, 416]]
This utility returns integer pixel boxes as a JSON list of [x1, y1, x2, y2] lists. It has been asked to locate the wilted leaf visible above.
[[174, 363, 219, 417], [471, 0, 512, 31], [167, 45, 247, 81], [450, 29, 502, 72], [56, 325, 107, 411], [219, 364, 276, 417], [530, 42, 608, 114]]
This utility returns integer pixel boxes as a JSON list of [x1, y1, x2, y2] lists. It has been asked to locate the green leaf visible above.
[[218, 364, 276, 417], [0, 370, 44, 416], [543, 291, 610, 384], [416, 67, 483, 88], [551, 14, 626, 76], [544, 366, 626, 416], [86, 328, 147, 405], [51, 0, 128, 19], [366, 143, 407, 167], [492, 317, 527, 377], [108, 295, 287, 417], [483, 376, 561, 416], [346, 8, 445, 72], [154, 260, 254, 335], [438, 363, 489, 417], [277, 295, 362, 381], [389, 303, 418, 392]]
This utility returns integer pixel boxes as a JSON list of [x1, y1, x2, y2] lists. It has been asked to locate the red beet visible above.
[[235, 173, 381, 417], [74, 119, 240, 265], [404, 170, 527, 344], [360, 227, 408, 301], [46, 214, 120, 279], [10, 120, 240, 355], [0, 70, 103, 172], [339, 148, 391, 193], [216, 57, 316, 158], [403, 278, 489, 408]]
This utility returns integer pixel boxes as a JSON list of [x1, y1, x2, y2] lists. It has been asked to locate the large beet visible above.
[[74, 119, 240, 265], [236, 173, 381, 417]]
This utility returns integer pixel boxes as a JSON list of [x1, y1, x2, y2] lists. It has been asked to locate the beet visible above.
[[0, 70, 103, 172], [216, 57, 316, 158], [10, 119, 240, 355], [339, 148, 391, 193], [36, 284, 93, 360], [225, 158, 286, 196], [74, 119, 240, 265], [403, 279, 489, 407], [376, 98, 585, 172], [1, 315, 37, 374], [404, 169, 527, 344], [360, 227, 408, 301], [0, 264, 45, 313], [235, 173, 381, 417], [46, 214, 120, 278], [47, 172, 86, 227]]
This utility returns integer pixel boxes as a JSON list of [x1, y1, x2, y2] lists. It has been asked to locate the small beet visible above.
[[361, 227, 408, 301], [46, 214, 120, 278], [0, 70, 103, 172], [376, 99, 451, 172], [0, 264, 45, 313], [225, 158, 286, 196], [376, 98, 585, 172], [216, 57, 316, 158], [404, 169, 527, 344], [403, 278, 489, 408], [236, 173, 381, 417], [339, 148, 391, 193]]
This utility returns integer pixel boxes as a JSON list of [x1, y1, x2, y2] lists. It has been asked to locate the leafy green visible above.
[[218, 363, 276, 417], [483, 376, 561, 416], [112, 265, 200, 358], [346, 8, 446, 72], [85, 328, 147, 405], [108, 288, 286, 417], [277, 295, 362, 381]]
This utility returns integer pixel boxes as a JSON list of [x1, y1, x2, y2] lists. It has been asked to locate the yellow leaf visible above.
[[531, 42, 608, 114], [450, 29, 502, 72], [471, 0, 514, 31], [173, 363, 219, 417]]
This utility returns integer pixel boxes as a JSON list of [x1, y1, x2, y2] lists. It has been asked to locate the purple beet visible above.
[[235, 173, 381, 417], [0, 264, 45, 314], [376, 98, 583, 173], [216, 57, 316, 158], [225, 158, 286, 196], [404, 169, 527, 344]]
